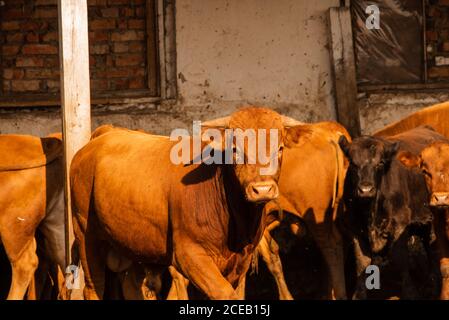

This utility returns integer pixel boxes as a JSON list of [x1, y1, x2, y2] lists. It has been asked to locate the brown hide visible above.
[[160, 121, 351, 300], [0, 134, 62, 171], [93, 121, 351, 300], [91, 125, 147, 140], [0, 134, 63, 299], [71, 107, 290, 300]]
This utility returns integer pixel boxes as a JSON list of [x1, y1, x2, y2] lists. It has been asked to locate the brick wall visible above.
[[426, 0, 449, 80], [0, 0, 151, 96]]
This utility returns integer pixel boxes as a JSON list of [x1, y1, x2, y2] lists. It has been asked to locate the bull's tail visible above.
[[330, 140, 339, 209], [330, 138, 346, 219]]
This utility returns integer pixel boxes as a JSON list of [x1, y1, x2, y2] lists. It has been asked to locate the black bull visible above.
[[338, 126, 446, 299]]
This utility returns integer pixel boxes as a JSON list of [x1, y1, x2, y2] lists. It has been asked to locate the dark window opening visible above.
[[0, 0, 159, 107]]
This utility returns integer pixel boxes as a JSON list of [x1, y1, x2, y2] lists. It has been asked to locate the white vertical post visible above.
[[58, 0, 91, 269]]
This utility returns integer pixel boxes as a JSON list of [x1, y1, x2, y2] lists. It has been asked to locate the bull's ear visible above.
[[284, 125, 313, 148], [284, 126, 300, 148], [397, 151, 421, 169], [195, 127, 228, 165], [338, 135, 350, 158], [385, 141, 400, 160], [201, 127, 227, 151], [281, 115, 303, 127]]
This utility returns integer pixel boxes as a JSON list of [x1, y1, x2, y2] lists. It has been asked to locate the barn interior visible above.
[[1, 0, 449, 300]]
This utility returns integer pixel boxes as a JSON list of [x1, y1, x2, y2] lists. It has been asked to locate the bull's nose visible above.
[[252, 184, 272, 195], [430, 192, 449, 207], [246, 182, 279, 202], [358, 184, 375, 197]]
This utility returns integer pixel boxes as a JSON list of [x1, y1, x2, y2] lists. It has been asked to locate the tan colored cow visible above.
[[255, 121, 350, 300], [0, 133, 65, 299], [90, 120, 350, 300], [70, 107, 301, 300]]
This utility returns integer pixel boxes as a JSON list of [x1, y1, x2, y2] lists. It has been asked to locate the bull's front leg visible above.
[[434, 209, 449, 300], [257, 230, 293, 300], [235, 275, 246, 300], [167, 266, 189, 300], [307, 221, 347, 300], [351, 237, 371, 300], [173, 241, 238, 300], [441, 265, 449, 300]]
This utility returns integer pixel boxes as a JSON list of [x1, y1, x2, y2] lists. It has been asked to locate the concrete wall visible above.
[[0, 0, 448, 137], [0, 0, 340, 136], [175, 0, 339, 121]]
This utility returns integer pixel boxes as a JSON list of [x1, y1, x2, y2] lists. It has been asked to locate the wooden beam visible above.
[[146, 0, 159, 96], [358, 82, 449, 93], [157, 0, 177, 99], [329, 7, 361, 137], [163, 0, 177, 99], [422, 0, 428, 83], [157, 0, 167, 99], [58, 0, 91, 270]]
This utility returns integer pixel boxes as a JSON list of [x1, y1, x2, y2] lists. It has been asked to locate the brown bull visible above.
[[135, 121, 350, 300], [399, 141, 449, 299], [0, 133, 65, 299], [70, 107, 301, 300], [256, 121, 350, 300]]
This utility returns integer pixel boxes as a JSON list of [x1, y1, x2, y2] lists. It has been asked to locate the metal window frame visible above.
[[354, 0, 449, 93]]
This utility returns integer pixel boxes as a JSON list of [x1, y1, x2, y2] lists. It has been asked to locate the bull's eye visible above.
[[422, 169, 432, 178], [232, 146, 239, 162], [377, 161, 385, 168], [278, 145, 284, 156]]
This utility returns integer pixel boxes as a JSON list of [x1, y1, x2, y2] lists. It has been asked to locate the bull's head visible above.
[[202, 107, 301, 203], [399, 141, 449, 208], [339, 135, 399, 199]]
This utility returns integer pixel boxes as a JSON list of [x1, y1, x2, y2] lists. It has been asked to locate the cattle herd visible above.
[[0, 103, 449, 300]]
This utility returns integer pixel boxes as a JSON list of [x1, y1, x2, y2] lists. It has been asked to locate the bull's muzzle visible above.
[[430, 192, 449, 207], [357, 184, 376, 198], [246, 181, 279, 203]]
